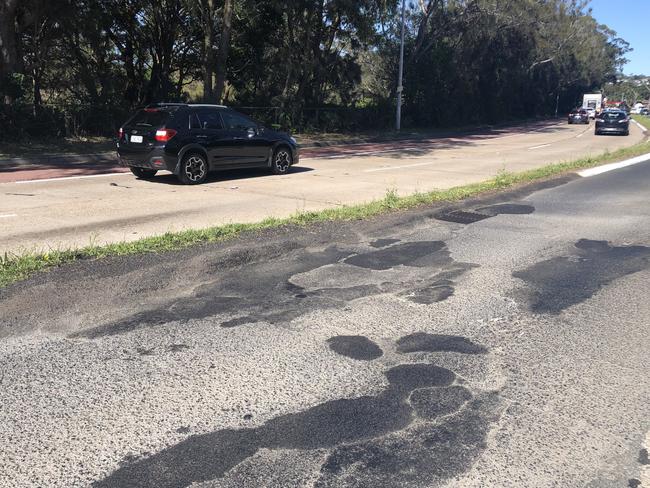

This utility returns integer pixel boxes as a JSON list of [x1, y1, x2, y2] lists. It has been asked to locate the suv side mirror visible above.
[[246, 126, 257, 137]]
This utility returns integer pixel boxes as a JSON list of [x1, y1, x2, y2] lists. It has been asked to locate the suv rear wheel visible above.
[[178, 152, 208, 185], [270, 146, 292, 175], [130, 167, 158, 179]]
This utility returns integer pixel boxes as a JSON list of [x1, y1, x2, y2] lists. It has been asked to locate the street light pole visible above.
[[396, 0, 406, 131]]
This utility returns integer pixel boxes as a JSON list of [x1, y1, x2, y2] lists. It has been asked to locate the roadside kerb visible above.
[[578, 151, 650, 177], [631, 119, 648, 134]]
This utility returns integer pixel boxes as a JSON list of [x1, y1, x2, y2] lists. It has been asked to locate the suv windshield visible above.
[[126, 109, 171, 128]]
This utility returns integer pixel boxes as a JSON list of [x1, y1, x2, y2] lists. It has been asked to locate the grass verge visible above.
[[632, 114, 650, 130], [2, 139, 650, 288]]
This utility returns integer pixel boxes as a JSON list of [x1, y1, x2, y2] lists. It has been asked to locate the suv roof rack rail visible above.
[[145, 102, 188, 108], [188, 103, 228, 108]]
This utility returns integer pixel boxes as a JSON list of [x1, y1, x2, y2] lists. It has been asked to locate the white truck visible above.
[[582, 94, 603, 118]]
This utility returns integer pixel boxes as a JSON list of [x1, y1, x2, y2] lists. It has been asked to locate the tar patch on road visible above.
[[399, 278, 456, 304], [93, 333, 499, 488], [435, 203, 535, 225], [476, 203, 535, 216], [396, 332, 488, 355], [343, 241, 447, 270], [409, 385, 473, 419], [72, 241, 477, 338], [434, 210, 492, 224], [369, 238, 401, 248], [639, 448, 649, 465], [513, 239, 650, 314], [327, 336, 383, 361]]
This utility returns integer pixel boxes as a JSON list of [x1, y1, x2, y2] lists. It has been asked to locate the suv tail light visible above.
[[118, 128, 124, 139], [155, 128, 177, 142]]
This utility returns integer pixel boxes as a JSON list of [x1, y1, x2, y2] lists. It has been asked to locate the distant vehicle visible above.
[[568, 108, 589, 124], [117, 103, 299, 184], [582, 93, 603, 118], [595, 109, 630, 136], [584, 107, 597, 119], [640, 108, 650, 116]]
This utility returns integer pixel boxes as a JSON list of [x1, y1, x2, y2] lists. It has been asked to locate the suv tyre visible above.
[[178, 152, 208, 185]]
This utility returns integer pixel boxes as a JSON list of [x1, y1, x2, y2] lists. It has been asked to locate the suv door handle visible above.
[[196, 135, 208, 139]]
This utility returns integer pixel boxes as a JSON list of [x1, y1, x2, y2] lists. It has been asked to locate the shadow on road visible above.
[[142, 165, 315, 185]]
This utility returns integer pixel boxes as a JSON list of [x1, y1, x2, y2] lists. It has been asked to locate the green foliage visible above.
[[0, 0, 637, 139], [604, 75, 650, 104], [364, 0, 631, 126]]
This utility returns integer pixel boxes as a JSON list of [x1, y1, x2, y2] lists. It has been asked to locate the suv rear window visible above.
[[604, 112, 626, 120], [127, 109, 172, 128]]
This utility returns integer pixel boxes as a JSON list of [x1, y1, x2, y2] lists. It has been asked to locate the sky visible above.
[[587, 0, 650, 75]]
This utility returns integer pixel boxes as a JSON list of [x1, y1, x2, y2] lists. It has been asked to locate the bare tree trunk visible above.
[[200, 0, 215, 101], [0, 0, 20, 104], [32, 67, 41, 115], [214, 0, 233, 104]]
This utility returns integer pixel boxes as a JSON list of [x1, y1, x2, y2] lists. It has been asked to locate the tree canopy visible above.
[[0, 0, 631, 138]]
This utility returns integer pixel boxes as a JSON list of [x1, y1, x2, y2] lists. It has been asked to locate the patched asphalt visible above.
[[1, 161, 649, 487]]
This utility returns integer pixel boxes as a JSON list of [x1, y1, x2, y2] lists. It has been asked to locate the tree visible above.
[[0, 0, 21, 103], [0, 0, 636, 138]]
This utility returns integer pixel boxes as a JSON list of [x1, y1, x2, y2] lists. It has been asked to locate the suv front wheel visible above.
[[178, 152, 208, 185]]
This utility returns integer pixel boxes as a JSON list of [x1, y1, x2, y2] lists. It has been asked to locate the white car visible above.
[[584, 107, 597, 119]]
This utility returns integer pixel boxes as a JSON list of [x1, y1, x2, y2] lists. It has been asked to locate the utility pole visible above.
[[396, 0, 406, 131]]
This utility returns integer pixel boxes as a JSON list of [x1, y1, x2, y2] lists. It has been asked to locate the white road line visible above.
[[0, 213, 18, 218], [578, 152, 650, 177], [14, 172, 130, 184], [528, 143, 552, 150], [576, 132, 585, 138], [632, 119, 648, 133]]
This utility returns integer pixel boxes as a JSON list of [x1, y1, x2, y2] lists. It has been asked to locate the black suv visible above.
[[567, 108, 589, 124], [595, 109, 630, 136], [117, 103, 299, 184]]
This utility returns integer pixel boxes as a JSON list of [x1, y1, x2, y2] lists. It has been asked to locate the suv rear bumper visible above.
[[117, 146, 177, 173], [595, 125, 629, 134]]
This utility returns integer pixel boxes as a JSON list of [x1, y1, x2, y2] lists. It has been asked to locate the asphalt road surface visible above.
[[1, 156, 649, 487], [0, 119, 645, 253]]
